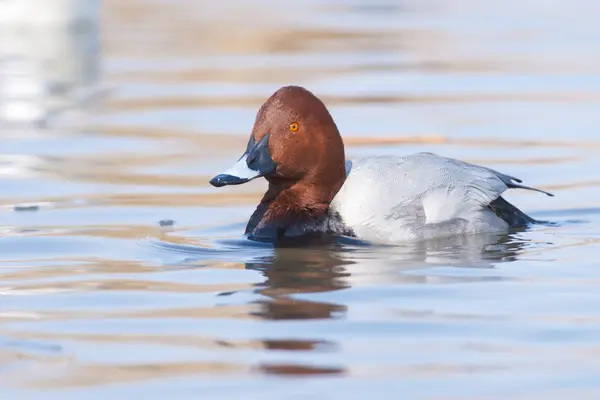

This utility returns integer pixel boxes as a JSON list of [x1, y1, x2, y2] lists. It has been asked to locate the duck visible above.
[[209, 85, 553, 244]]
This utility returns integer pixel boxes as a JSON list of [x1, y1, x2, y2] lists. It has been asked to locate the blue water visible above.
[[1, 0, 600, 398]]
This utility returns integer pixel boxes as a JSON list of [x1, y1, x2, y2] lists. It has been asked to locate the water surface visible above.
[[2, 0, 600, 398]]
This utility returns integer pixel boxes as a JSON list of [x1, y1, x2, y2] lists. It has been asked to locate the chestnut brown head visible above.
[[210, 86, 346, 197]]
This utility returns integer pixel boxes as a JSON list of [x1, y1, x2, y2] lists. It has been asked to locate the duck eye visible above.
[[289, 122, 299, 132]]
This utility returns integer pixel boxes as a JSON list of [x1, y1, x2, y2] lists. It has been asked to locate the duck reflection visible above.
[[0, 0, 102, 129], [246, 246, 352, 320], [245, 231, 528, 321]]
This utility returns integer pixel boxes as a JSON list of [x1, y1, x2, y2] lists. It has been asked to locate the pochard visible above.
[[210, 86, 553, 244]]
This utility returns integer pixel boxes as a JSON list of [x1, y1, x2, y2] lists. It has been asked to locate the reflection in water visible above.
[[0, 0, 102, 129], [246, 244, 364, 321], [225, 232, 530, 376], [257, 363, 345, 376], [244, 232, 528, 321]]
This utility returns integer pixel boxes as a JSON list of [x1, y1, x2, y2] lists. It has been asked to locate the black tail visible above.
[[489, 196, 537, 227]]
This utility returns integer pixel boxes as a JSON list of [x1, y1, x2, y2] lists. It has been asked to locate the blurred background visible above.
[[1, 0, 600, 398]]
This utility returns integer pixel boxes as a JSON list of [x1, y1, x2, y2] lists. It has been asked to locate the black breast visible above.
[[246, 208, 356, 245]]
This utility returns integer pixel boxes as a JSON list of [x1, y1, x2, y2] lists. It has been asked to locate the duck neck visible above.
[[245, 170, 346, 237]]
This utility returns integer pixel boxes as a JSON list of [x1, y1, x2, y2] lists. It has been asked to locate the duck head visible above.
[[210, 85, 347, 237]]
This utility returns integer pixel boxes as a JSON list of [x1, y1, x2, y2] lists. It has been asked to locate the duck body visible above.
[[329, 153, 549, 243], [245, 152, 551, 244]]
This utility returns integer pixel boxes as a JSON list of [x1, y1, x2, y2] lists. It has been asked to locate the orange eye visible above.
[[289, 122, 299, 132]]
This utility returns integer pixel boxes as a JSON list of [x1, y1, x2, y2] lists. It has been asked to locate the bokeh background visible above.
[[2, 0, 600, 398]]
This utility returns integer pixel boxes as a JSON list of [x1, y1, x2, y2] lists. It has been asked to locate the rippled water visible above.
[[2, 0, 600, 398]]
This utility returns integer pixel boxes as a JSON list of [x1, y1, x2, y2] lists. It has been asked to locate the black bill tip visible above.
[[209, 174, 249, 188]]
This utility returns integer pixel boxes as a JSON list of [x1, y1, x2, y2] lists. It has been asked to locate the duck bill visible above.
[[209, 154, 260, 187], [209, 133, 276, 187]]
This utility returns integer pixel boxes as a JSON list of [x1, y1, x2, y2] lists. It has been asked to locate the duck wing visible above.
[[332, 153, 552, 240]]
